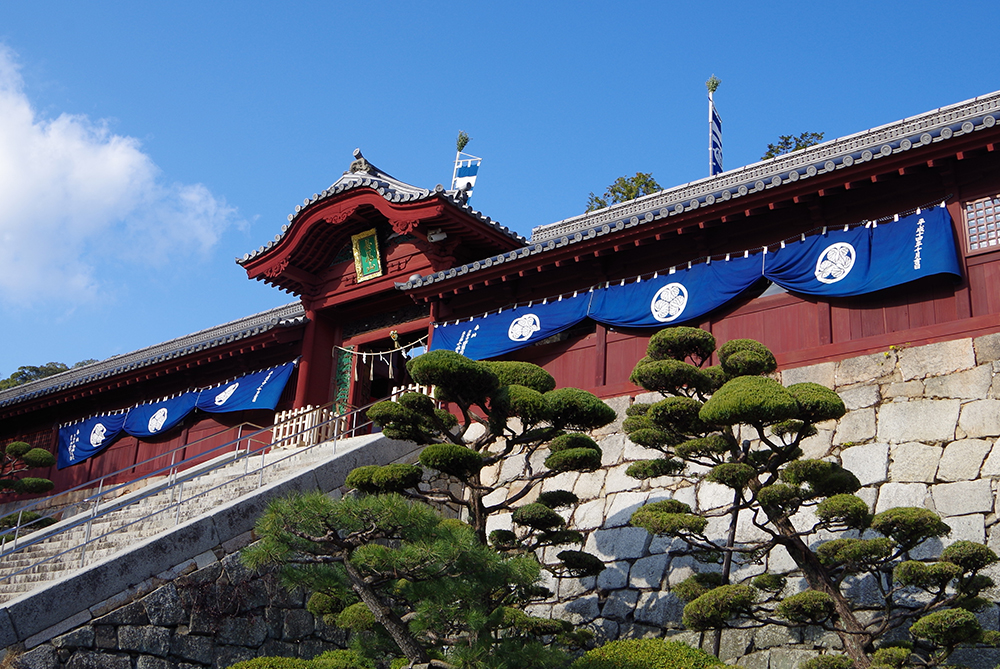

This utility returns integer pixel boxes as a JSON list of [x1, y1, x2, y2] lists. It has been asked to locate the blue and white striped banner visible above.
[[710, 100, 723, 176]]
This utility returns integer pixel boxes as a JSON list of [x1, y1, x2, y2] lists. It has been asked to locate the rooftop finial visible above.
[[348, 148, 372, 174]]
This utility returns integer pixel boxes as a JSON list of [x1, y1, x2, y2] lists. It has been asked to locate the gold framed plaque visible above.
[[351, 228, 383, 282]]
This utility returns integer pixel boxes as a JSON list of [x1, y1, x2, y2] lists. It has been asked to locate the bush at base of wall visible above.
[[572, 639, 730, 669], [226, 649, 374, 669]]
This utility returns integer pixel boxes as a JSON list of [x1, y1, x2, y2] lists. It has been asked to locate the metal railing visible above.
[[0, 399, 384, 589]]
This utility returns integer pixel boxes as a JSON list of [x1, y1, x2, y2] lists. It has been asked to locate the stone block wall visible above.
[[480, 332, 1000, 669], [11, 533, 347, 669]]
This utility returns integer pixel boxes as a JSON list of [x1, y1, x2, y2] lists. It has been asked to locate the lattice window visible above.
[[965, 195, 1000, 252]]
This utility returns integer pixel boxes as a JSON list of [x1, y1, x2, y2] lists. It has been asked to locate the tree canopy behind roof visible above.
[[586, 172, 661, 212]]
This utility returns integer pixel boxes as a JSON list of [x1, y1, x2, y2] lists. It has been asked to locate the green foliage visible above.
[[705, 462, 756, 490], [0, 442, 55, 497], [572, 638, 726, 669], [675, 435, 731, 460], [717, 338, 777, 377], [4, 442, 31, 458], [751, 573, 786, 592], [699, 376, 798, 427], [894, 560, 962, 589], [512, 503, 565, 531], [647, 327, 717, 363], [815, 494, 872, 530], [549, 433, 600, 453], [682, 584, 756, 630], [674, 572, 724, 601], [585, 172, 662, 213], [407, 350, 499, 407], [367, 400, 435, 443], [345, 464, 422, 494], [0, 510, 56, 541], [494, 384, 549, 426], [226, 649, 375, 668], [537, 490, 579, 509], [544, 447, 603, 472], [776, 590, 835, 623], [397, 391, 434, 414], [556, 550, 606, 577], [909, 608, 984, 647], [757, 483, 802, 515], [639, 499, 693, 515], [489, 529, 518, 549], [456, 130, 470, 153], [780, 459, 861, 498], [502, 606, 572, 636], [870, 507, 951, 550], [872, 646, 910, 668], [336, 601, 376, 631], [786, 383, 846, 423], [816, 538, 893, 570], [5, 478, 54, 494], [630, 498, 707, 537], [629, 359, 715, 397], [0, 362, 75, 390], [419, 443, 483, 479], [761, 132, 825, 161], [483, 360, 556, 393], [19, 448, 54, 469], [631, 508, 707, 536], [626, 458, 685, 479], [544, 388, 617, 430], [648, 397, 708, 434], [940, 540, 998, 572], [800, 656, 854, 669]]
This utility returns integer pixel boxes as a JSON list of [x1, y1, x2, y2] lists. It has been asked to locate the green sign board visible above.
[[351, 228, 383, 282]]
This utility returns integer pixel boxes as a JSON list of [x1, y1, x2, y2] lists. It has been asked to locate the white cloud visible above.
[[0, 44, 242, 306]]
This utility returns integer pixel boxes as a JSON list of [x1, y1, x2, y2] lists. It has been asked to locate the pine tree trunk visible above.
[[771, 515, 873, 668], [343, 559, 431, 664], [468, 473, 488, 543]]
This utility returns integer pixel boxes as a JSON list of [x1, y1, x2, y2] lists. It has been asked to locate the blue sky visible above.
[[0, 1, 998, 378]]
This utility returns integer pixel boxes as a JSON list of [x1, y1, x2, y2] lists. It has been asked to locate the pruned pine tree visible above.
[[623, 327, 1000, 669], [360, 350, 615, 578], [243, 492, 588, 669], [0, 441, 55, 497]]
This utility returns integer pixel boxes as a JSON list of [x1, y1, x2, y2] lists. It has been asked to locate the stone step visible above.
[[0, 439, 346, 600]]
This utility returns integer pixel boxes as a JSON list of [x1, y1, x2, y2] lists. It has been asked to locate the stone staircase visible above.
[[0, 439, 350, 605]]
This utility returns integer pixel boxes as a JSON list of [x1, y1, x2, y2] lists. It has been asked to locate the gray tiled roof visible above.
[[237, 150, 524, 265], [0, 302, 306, 409], [395, 89, 1000, 291]]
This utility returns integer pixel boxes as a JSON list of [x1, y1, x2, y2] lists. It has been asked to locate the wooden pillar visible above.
[[817, 302, 833, 345], [293, 308, 337, 408], [595, 323, 607, 388]]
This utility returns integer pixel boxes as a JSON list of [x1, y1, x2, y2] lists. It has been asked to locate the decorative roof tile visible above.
[[396, 90, 1000, 291], [0, 302, 306, 409], [237, 149, 524, 265]]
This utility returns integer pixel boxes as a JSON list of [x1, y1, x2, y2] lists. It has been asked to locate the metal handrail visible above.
[[0, 399, 384, 587], [0, 420, 270, 549]]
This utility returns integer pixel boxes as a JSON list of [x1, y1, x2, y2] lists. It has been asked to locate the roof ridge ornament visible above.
[[348, 148, 373, 175]]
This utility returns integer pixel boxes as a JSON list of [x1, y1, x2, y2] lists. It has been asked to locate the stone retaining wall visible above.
[[11, 533, 347, 669], [481, 332, 1000, 669]]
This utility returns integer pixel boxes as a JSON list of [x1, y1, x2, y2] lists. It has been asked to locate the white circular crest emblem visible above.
[[148, 407, 169, 433], [650, 283, 689, 322], [215, 383, 239, 406], [508, 314, 541, 342], [90, 423, 108, 447], [815, 242, 856, 284]]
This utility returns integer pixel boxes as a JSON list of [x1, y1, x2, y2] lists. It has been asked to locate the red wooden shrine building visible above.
[[4, 89, 1000, 497]]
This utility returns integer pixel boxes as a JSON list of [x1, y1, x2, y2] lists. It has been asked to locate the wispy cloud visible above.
[[0, 44, 242, 306]]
